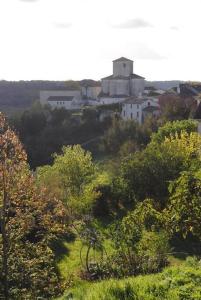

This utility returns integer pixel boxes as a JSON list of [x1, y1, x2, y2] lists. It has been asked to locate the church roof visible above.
[[101, 74, 145, 80], [124, 97, 146, 104], [113, 57, 133, 62], [47, 96, 74, 102]]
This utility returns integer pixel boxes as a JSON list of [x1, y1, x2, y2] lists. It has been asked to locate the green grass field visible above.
[[55, 231, 201, 300], [58, 263, 201, 300]]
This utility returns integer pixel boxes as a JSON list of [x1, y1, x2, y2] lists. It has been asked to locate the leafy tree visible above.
[[121, 131, 201, 206], [159, 94, 196, 121], [82, 108, 99, 124], [103, 118, 140, 154], [0, 113, 67, 299], [20, 109, 47, 136], [95, 200, 170, 279], [166, 170, 201, 239], [37, 145, 97, 216], [10, 105, 111, 168], [151, 119, 198, 144]]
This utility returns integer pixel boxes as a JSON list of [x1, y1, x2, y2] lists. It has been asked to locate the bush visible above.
[[82, 230, 170, 280]]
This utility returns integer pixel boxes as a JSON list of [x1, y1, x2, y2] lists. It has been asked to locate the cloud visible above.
[[19, 0, 39, 2], [113, 18, 153, 29], [170, 26, 179, 31], [53, 22, 72, 29]]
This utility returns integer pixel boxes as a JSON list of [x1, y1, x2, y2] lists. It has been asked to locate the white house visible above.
[[100, 57, 145, 105], [121, 97, 160, 124], [40, 90, 82, 110]]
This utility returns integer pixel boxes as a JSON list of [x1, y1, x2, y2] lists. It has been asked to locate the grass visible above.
[[54, 225, 201, 299], [58, 264, 201, 300], [56, 239, 84, 281], [56, 236, 115, 282], [55, 234, 195, 300]]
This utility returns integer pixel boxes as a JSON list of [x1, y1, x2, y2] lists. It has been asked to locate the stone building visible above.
[[80, 80, 101, 100], [100, 57, 145, 104], [40, 90, 82, 110], [121, 97, 160, 124]]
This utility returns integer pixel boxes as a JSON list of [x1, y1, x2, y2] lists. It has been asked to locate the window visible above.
[[131, 113, 133, 119], [124, 111, 125, 117], [123, 63, 126, 68], [137, 112, 139, 117], [137, 104, 139, 109], [130, 104, 132, 108], [148, 101, 150, 106]]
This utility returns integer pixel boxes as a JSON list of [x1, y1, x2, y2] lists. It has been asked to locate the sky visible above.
[[1, 0, 201, 81]]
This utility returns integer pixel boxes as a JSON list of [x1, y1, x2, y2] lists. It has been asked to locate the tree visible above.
[[151, 119, 198, 144], [0, 113, 67, 299], [37, 145, 97, 216], [121, 131, 201, 206], [103, 118, 141, 154], [159, 94, 196, 121], [166, 170, 201, 239]]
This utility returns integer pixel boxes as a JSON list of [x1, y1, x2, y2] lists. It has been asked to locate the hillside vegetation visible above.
[[60, 262, 201, 300], [1, 102, 201, 299]]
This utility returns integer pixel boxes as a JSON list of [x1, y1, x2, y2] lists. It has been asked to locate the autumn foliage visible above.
[[0, 113, 67, 299]]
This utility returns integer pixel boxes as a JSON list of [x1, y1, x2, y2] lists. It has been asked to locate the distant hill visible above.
[[145, 81, 184, 90]]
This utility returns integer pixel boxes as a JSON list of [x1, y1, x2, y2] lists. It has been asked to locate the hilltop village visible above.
[[39, 57, 201, 125]]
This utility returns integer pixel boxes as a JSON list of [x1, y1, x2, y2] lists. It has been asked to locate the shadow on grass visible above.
[[170, 233, 201, 260], [51, 239, 70, 259], [51, 232, 76, 260]]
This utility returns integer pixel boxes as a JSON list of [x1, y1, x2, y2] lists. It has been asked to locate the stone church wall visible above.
[[113, 61, 133, 77], [131, 79, 145, 96]]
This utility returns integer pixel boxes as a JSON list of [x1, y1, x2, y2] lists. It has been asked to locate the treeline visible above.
[[9, 103, 113, 168]]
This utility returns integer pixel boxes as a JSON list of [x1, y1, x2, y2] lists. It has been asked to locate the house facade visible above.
[[121, 97, 160, 124], [40, 90, 82, 110]]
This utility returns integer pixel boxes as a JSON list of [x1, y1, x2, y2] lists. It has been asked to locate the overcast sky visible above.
[[1, 0, 201, 81]]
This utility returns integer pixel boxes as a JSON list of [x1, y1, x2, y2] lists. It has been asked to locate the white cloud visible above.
[[170, 26, 179, 30], [19, 0, 39, 2], [113, 18, 153, 29]]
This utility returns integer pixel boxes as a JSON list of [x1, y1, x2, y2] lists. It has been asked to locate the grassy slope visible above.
[[56, 237, 114, 281], [59, 264, 201, 300], [55, 236, 201, 300], [55, 220, 201, 299]]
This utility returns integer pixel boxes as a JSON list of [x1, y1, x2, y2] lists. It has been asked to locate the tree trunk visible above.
[[1, 167, 9, 300]]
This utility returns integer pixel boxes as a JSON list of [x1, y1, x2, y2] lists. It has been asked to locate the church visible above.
[[100, 57, 145, 104]]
